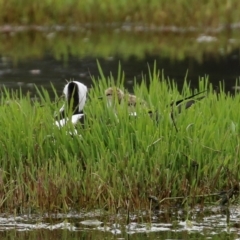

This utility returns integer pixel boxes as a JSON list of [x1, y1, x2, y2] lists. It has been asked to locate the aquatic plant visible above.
[[0, 64, 239, 214]]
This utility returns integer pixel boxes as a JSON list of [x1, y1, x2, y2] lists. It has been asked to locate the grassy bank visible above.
[[0, 0, 240, 27], [0, 65, 239, 214]]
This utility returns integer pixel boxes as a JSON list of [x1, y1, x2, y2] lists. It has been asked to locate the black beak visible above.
[[171, 90, 207, 107]]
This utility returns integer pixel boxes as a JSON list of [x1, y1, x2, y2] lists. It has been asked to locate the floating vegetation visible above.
[[0, 64, 239, 215]]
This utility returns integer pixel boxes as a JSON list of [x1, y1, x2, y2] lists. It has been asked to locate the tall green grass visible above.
[[0, 65, 239, 214]]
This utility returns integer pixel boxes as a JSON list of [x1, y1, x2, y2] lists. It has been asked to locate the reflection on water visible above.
[[0, 206, 239, 239], [0, 51, 240, 99], [0, 28, 240, 98]]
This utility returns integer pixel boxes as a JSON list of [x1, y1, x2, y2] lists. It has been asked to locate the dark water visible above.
[[0, 49, 240, 98]]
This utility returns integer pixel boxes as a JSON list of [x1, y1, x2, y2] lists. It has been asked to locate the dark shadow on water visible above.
[[0, 49, 240, 98]]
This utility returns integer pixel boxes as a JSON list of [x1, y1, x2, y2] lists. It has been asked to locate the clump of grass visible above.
[[0, 64, 239, 214]]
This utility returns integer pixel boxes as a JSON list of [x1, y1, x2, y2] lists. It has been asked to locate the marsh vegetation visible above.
[[1, 0, 240, 28], [0, 0, 240, 64], [0, 1, 240, 239], [0, 64, 239, 215]]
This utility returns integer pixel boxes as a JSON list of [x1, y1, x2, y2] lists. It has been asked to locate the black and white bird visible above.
[[55, 81, 88, 128]]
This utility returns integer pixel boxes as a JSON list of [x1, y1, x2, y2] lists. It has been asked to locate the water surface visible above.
[[0, 51, 240, 99], [0, 28, 240, 97], [0, 206, 239, 239]]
